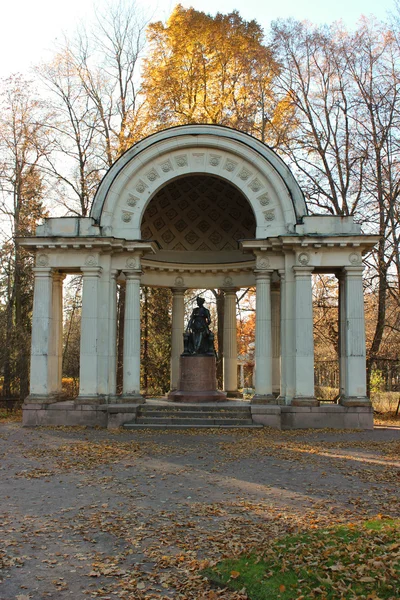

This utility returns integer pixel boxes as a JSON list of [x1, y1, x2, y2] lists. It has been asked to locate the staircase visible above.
[[123, 402, 262, 429]]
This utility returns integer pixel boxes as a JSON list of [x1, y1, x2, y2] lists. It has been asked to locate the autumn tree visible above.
[[0, 76, 49, 398], [141, 5, 286, 144]]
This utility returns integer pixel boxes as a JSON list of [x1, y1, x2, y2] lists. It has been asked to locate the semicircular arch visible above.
[[91, 125, 307, 240]]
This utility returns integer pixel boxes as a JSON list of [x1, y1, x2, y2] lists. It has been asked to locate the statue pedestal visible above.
[[168, 355, 227, 403]]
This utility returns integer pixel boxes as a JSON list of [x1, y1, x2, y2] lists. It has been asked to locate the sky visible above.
[[0, 0, 397, 78]]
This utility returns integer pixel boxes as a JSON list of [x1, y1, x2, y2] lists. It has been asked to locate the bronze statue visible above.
[[183, 296, 215, 355]]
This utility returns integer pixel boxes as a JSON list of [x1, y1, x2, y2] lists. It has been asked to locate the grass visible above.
[[204, 518, 400, 599]]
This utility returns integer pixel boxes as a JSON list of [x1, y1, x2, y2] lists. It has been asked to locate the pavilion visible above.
[[21, 125, 377, 429]]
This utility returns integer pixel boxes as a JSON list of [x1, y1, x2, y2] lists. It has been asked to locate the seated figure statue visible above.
[[183, 296, 215, 356]]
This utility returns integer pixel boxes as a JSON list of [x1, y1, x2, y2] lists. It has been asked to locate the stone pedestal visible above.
[[168, 356, 227, 403]]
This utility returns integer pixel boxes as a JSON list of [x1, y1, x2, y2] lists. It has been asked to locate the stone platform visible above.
[[22, 400, 374, 430]]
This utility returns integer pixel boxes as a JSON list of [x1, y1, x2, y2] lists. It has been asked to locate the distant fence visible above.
[[315, 358, 400, 392]]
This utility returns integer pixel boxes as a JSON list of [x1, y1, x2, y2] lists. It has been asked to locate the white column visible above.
[[337, 272, 346, 399], [278, 270, 287, 402], [78, 267, 101, 400], [253, 270, 275, 402], [223, 289, 239, 396], [28, 267, 54, 401], [341, 266, 370, 405], [108, 270, 118, 397], [271, 282, 281, 396], [49, 273, 65, 395], [122, 272, 143, 400], [293, 266, 318, 405], [170, 288, 185, 391]]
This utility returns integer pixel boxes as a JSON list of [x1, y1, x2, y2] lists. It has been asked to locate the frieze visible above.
[[85, 254, 98, 266], [122, 212, 132, 223], [224, 159, 237, 172], [174, 276, 185, 287], [258, 193, 270, 206], [126, 256, 140, 270], [298, 252, 310, 266], [127, 193, 138, 207], [135, 180, 148, 193], [36, 253, 49, 266], [349, 252, 362, 264], [146, 168, 159, 182], [263, 209, 275, 221], [249, 178, 263, 192], [209, 154, 221, 166], [160, 160, 173, 172], [175, 155, 188, 167], [238, 167, 252, 181], [256, 256, 270, 270]]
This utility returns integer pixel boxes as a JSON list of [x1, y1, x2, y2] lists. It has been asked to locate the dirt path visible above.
[[0, 422, 399, 599]]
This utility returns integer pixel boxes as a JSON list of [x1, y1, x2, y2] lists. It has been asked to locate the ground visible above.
[[0, 420, 399, 600]]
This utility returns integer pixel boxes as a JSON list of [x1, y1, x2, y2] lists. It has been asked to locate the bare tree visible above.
[[0, 75, 49, 397]]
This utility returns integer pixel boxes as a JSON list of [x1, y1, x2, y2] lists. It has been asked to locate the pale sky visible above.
[[0, 0, 397, 78]]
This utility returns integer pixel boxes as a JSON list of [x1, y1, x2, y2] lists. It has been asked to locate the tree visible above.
[[36, 0, 148, 216], [141, 5, 285, 144], [272, 17, 400, 392], [0, 76, 49, 398]]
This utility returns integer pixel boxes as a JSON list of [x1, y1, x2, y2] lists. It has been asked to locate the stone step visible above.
[[141, 404, 251, 413], [124, 423, 263, 430], [136, 416, 254, 426], [138, 409, 251, 419]]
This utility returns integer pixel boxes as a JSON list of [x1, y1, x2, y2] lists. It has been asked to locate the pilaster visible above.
[[49, 272, 65, 395], [277, 269, 287, 402], [252, 270, 275, 403], [122, 271, 144, 402], [223, 289, 240, 397], [340, 266, 370, 406], [170, 287, 185, 391], [271, 281, 281, 396], [108, 270, 118, 397], [26, 267, 54, 402], [77, 266, 102, 402], [337, 272, 346, 399], [292, 266, 318, 406]]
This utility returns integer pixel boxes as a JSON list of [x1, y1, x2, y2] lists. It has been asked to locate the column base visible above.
[[74, 395, 106, 406], [291, 396, 319, 407], [24, 394, 60, 405], [225, 390, 243, 399], [275, 395, 288, 406], [119, 394, 145, 404], [251, 394, 277, 405], [340, 396, 371, 407]]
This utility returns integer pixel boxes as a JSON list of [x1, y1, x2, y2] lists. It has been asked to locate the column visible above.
[[108, 270, 118, 398], [170, 288, 185, 391], [122, 272, 143, 401], [271, 282, 281, 396], [292, 266, 318, 405], [49, 272, 65, 395], [223, 289, 240, 397], [341, 266, 370, 405], [337, 272, 346, 399], [278, 270, 287, 402], [78, 267, 101, 401], [253, 270, 275, 402], [27, 267, 54, 401]]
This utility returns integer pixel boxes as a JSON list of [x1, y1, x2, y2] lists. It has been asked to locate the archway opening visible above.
[[141, 174, 256, 262]]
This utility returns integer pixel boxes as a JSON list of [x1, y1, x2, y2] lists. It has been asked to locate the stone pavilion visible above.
[[21, 125, 378, 429]]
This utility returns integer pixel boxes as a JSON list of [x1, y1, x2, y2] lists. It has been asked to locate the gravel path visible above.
[[0, 422, 399, 599]]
